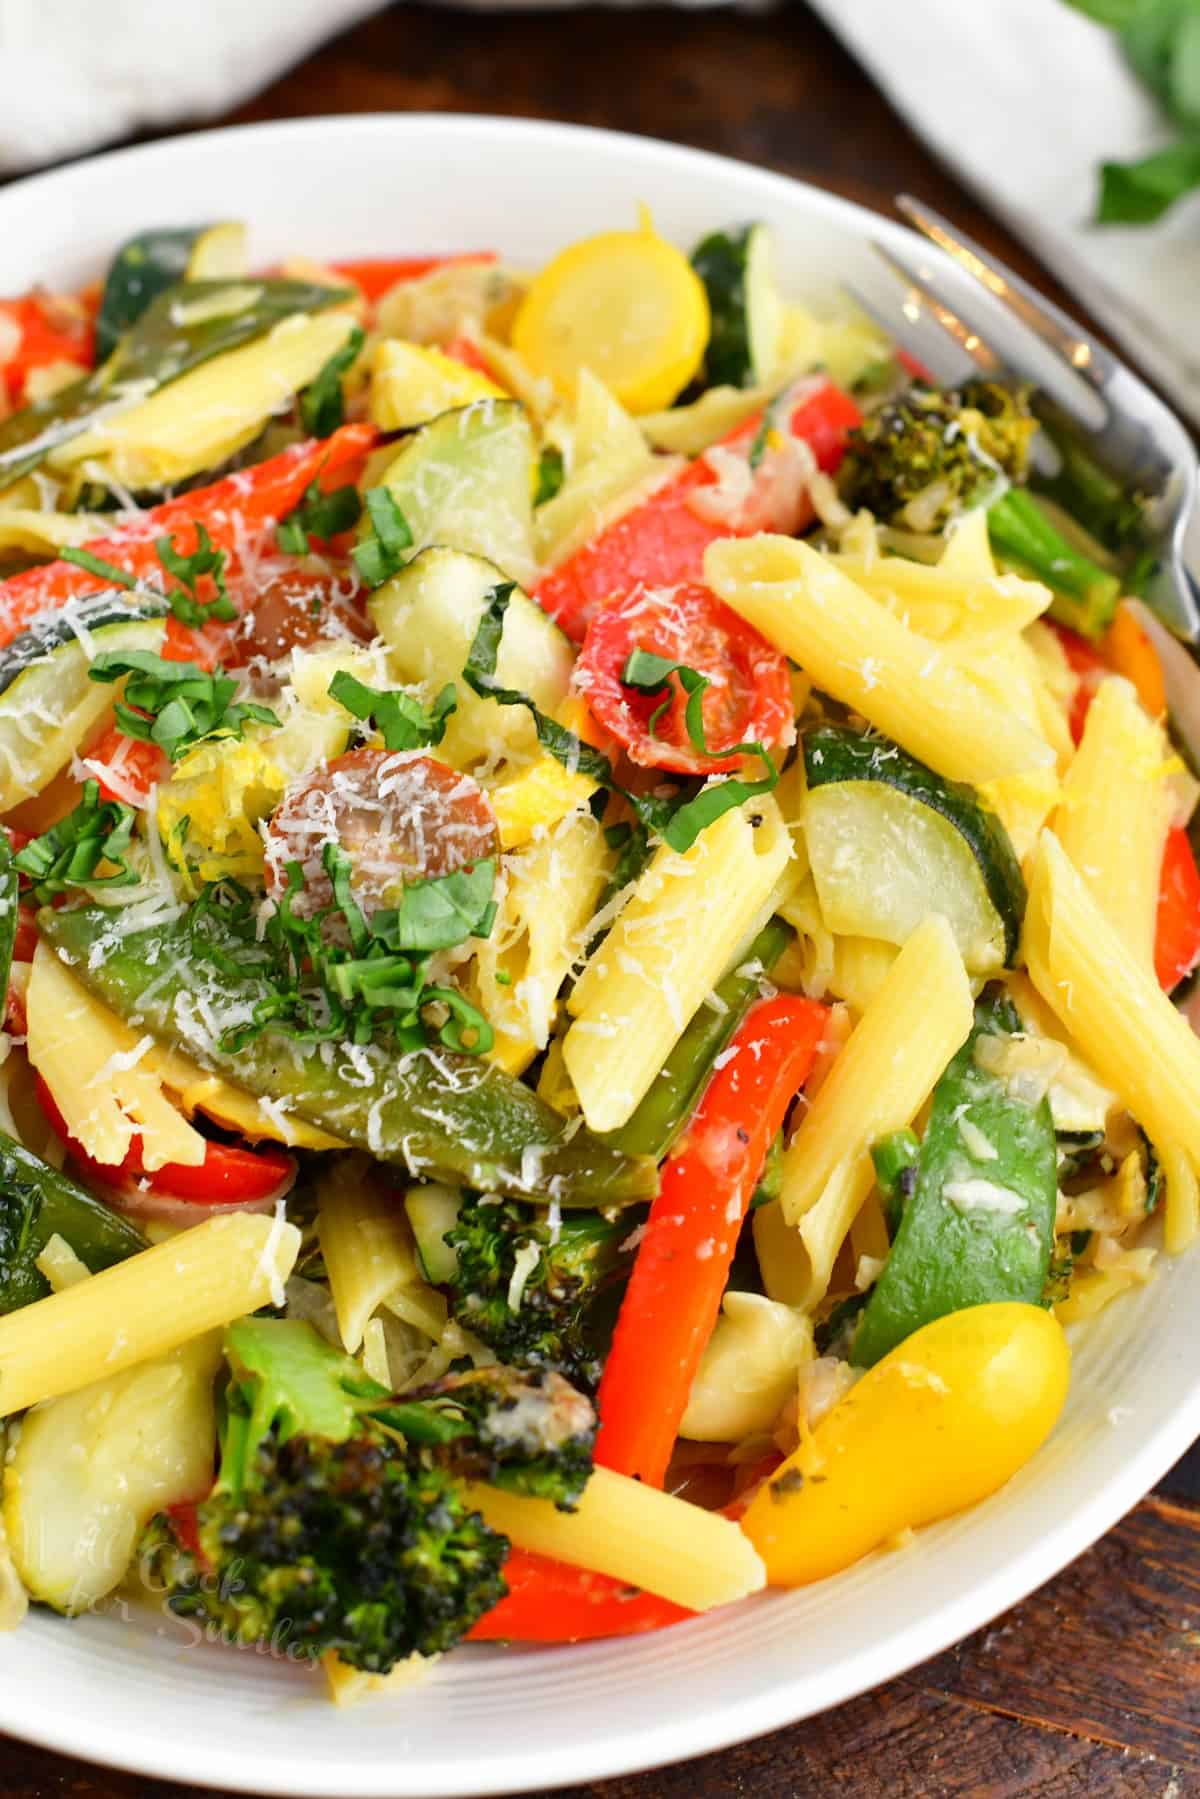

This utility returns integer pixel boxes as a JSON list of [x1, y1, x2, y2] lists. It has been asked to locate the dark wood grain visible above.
[[1, 4, 1197, 1796]]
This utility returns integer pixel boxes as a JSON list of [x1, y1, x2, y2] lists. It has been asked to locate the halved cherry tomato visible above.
[[265, 748, 498, 918], [0, 292, 94, 403], [535, 375, 861, 643], [329, 252, 496, 306], [35, 1074, 296, 1210], [226, 565, 372, 667], [1156, 826, 1200, 993], [576, 580, 794, 775]]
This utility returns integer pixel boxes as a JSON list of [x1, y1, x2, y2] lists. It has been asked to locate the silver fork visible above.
[[853, 194, 1200, 643]]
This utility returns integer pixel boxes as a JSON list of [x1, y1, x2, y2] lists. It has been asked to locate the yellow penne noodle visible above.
[[829, 547, 1049, 645], [704, 535, 1056, 790], [563, 797, 792, 1132], [1052, 676, 1172, 968], [0, 509, 112, 557], [27, 946, 338, 1157], [0, 1211, 300, 1418], [1023, 832, 1200, 1174], [52, 310, 357, 488], [476, 807, 612, 1072], [827, 934, 900, 1016], [767, 915, 972, 1307], [1157, 1141, 1200, 1255], [465, 1465, 766, 1611], [317, 1158, 424, 1355], [324, 1651, 436, 1708]]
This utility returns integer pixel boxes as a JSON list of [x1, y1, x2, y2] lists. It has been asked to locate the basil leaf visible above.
[[155, 522, 237, 625], [327, 669, 457, 751], [12, 779, 137, 903], [1097, 139, 1200, 221], [88, 650, 279, 760], [300, 325, 366, 438], [372, 859, 498, 953], [352, 486, 414, 588], [534, 445, 566, 506], [59, 547, 139, 591], [276, 479, 363, 556]]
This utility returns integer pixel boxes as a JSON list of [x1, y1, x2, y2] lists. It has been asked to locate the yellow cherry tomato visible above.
[[512, 225, 710, 414], [741, 1303, 1070, 1586]]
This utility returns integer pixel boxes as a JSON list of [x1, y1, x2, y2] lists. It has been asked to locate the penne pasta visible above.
[[1023, 832, 1200, 1176], [1157, 1141, 1200, 1256], [0, 1211, 300, 1418], [563, 797, 792, 1132], [317, 1156, 424, 1355], [769, 913, 973, 1307], [1052, 676, 1172, 968], [704, 534, 1056, 790], [465, 1465, 766, 1611]]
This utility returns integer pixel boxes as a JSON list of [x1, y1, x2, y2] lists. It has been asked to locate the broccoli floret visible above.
[[446, 1195, 631, 1387], [139, 1317, 596, 1673], [838, 379, 1038, 532], [839, 379, 1121, 635]]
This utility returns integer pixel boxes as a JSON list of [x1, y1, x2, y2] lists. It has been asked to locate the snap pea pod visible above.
[[853, 997, 1057, 1368], [38, 905, 656, 1208], [601, 915, 793, 1159], [0, 1130, 146, 1313]]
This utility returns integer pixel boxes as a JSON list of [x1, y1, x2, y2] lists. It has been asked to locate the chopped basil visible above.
[[59, 546, 139, 591], [155, 522, 237, 625], [327, 669, 457, 752], [12, 779, 137, 903], [300, 325, 366, 438], [87, 649, 279, 760], [276, 479, 363, 555], [534, 445, 566, 506], [372, 859, 498, 954], [352, 486, 414, 588]]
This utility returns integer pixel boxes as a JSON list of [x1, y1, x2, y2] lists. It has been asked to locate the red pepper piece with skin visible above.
[[595, 994, 829, 1489], [0, 422, 378, 652], [535, 377, 861, 643], [467, 1549, 692, 1643], [0, 293, 94, 404], [1156, 826, 1200, 993]]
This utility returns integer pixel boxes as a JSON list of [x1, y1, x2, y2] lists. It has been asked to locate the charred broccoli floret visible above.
[[838, 379, 1038, 531], [446, 1195, 631, 1388], [839, 379, 1120, 634], [139, 1317, 596, 1673]]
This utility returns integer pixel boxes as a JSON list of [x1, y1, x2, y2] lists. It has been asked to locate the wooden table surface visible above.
[[5, 4, 1199, 1795]]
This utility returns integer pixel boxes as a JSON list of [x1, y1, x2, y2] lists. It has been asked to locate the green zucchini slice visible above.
[[690, 222, 781, 389], [95, 223, 247, 362], [0, 592, 169, 810], [372, 399, 536, 589], [370, 546, 572, 767], [803, 725, 1026, 974], [0, 275, 348, 486]]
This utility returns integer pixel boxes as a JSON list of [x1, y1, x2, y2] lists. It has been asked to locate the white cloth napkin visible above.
[[807, 0, 1200, 430], [0, 0, 379, 175]]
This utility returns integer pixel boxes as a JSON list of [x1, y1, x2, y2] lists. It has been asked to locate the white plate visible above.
[[0, 113, 1196, 1799]]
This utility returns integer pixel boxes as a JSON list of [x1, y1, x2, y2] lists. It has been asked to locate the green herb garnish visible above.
[[61, 522, 237, 628], [327, 670, 457, 752], [12, 780, 138, 903], [300, 326, 366, 438], [534, 445, 566, 506], [276, 480, 363, 556], [87, 650, 279, 761], [352, 487, 414, 589]]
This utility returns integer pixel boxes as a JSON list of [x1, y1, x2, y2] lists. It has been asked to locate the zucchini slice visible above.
[[690, 223, 781, 389], [803, 725, 1025, 974], [405, 1184, 463, 1284], [369, 546, 573, 768], [0, 592, 168, 810], [0, 275, 349, 486], [95, 222, 247, 362], [372, 399, 536, 589]]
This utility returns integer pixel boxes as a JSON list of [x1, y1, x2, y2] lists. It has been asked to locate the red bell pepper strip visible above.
[[1156, 826, 1200, 993], [0, 422, 378, 651], [35, 1074, 296, 1207], [595, 994, 829, 1488], [535, 377, 861, 643], [1049, 622, 1108, 745], [329, 253, 496, 306], [467, 1549, 691, 1643], [0, 293, 94, 404]]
